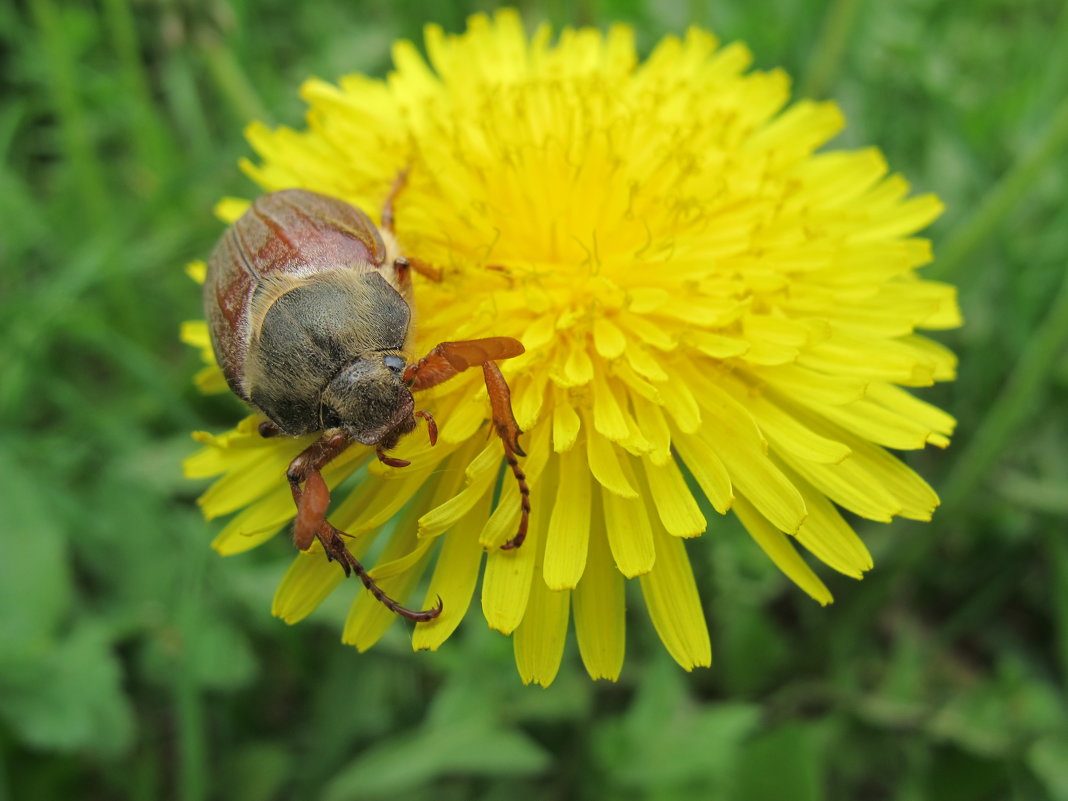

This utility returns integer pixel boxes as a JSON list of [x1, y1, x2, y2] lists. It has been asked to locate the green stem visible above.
[[930, 95, 1068, 282], [29, 0, 109, 225], [100, 0, 175, 172], [201, 35, 271, 125], [799, 0, 863, 99], [939, 268, 1068, 513]]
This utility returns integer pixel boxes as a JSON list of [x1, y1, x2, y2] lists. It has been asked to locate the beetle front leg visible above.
[[286, 430, 355, 551], [404, 338, 531, 549], [286, 431, 442, 621]]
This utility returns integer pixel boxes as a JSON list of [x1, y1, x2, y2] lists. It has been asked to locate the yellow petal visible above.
[[586, 421, 638, 498], [593, 316, 627, 358], [866, 382, 956, 436], [688, 376, 807, 534], [514, 530, 571, 687], [482, 513, 540, 635], [641, 457, 707, 537], [630, 395, 672, 465], [185, 260, 207, 284], [788, 468, 873, 578], [748, 392, 852, 464], [479, 423, 551, 548], [562, 341, 595, 386], [412, 493, 492, 650], [813, 396, 938, 450], [543, 449, 592, 590], [180, 320, 210, 348], [658, 369, 702, 433], [271, 544, 346, 624], [573, 524, 625, 681], [418, 441, 499, 537], [733, 496, 833, 605], [673, 430, 733, 514], [591, 371, 631, 442], [552, 395, 582, 452], [638, 521, 711, 670], [214, 196, 250, 223], [210, 490, 290, 555], [757, 363, 867, 406], [342, 499, 431, 651], [601, 460, 655, 577], [625, 343, 669, 381]]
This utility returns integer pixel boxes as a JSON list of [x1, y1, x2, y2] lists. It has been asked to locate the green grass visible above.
[[2, 1, 1068, 799]]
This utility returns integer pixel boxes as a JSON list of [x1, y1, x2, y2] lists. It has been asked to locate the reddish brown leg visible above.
[[394, 255, 444, 298], [259, 419, 282, 438], [403, 338, 530, 550], [416, 410, 438, 446], [381, 168, 408, 235], [286, 430, 441, 621], [376, 447, 410, 469]]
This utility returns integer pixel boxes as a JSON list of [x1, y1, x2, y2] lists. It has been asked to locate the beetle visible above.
[[203, 177, 529, 622]]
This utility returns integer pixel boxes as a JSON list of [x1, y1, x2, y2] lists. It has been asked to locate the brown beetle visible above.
[[204, 177, 528, 622]]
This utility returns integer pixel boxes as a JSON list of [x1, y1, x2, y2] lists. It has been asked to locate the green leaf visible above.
[[223, 741, 294, 801], [185, 616, 259, 691], [728, 722, 829, 801], [1029, 735, 1068, 801], [0, 622, 133, 755], [322, 719, 549, 800], [0, 450, 73, 649], [594, 655, 761, 791]]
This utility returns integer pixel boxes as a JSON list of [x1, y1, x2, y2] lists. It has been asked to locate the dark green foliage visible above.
[[2, 0, 1067, 799]]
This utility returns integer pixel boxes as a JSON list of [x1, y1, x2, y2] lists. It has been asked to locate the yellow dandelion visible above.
[[184, 10, 960, 686]]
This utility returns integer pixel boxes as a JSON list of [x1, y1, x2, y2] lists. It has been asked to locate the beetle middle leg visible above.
[[383, 168, 444, 288], [286, 430, 442, 621], [393, 257, 444, 297], [403, 337, 531, 550]]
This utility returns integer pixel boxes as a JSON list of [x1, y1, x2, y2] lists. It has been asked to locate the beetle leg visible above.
[[286, 430, 441, 621], [393, 256, 443, 297], [316, 518, 442, 622], [258, 419, 282, 438], [376, 447, 411, 468], [286, 430, 355, 551], [381, 168, 409, 235], [416, 410, 438, 446], [404, 338, 530, 549]]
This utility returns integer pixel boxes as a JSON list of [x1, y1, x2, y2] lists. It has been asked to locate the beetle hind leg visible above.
[[316, 520, 442, 622], [286, 430, 441, 622]]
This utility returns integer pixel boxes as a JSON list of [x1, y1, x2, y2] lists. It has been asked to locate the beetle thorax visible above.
[[243, 269, 412, 436]]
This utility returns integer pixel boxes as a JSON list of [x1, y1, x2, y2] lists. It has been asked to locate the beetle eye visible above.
[[383, 355, 405, 375], [321, 406, 343, 430]]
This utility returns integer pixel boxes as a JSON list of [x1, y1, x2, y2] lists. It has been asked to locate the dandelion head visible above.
[[184, 10, 959, 686]]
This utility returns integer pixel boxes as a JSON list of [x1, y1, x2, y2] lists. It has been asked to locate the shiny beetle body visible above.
[[205, 190, 416, 448], [202, 186, 529, 622]]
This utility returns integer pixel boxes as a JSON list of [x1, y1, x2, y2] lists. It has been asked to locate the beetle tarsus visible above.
[[319, 521, 441, 622], [376, 447, 411, 468], [416, 410, 438, 446], [499, 450, 530, 550]]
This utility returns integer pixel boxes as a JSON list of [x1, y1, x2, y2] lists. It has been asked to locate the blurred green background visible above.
[[3, 0, 1068, 799]]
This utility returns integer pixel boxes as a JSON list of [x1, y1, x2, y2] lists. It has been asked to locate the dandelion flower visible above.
[[184, 10, 960, 686]]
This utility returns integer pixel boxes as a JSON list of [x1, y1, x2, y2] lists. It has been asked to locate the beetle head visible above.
[[320, 352, 416, 446]]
